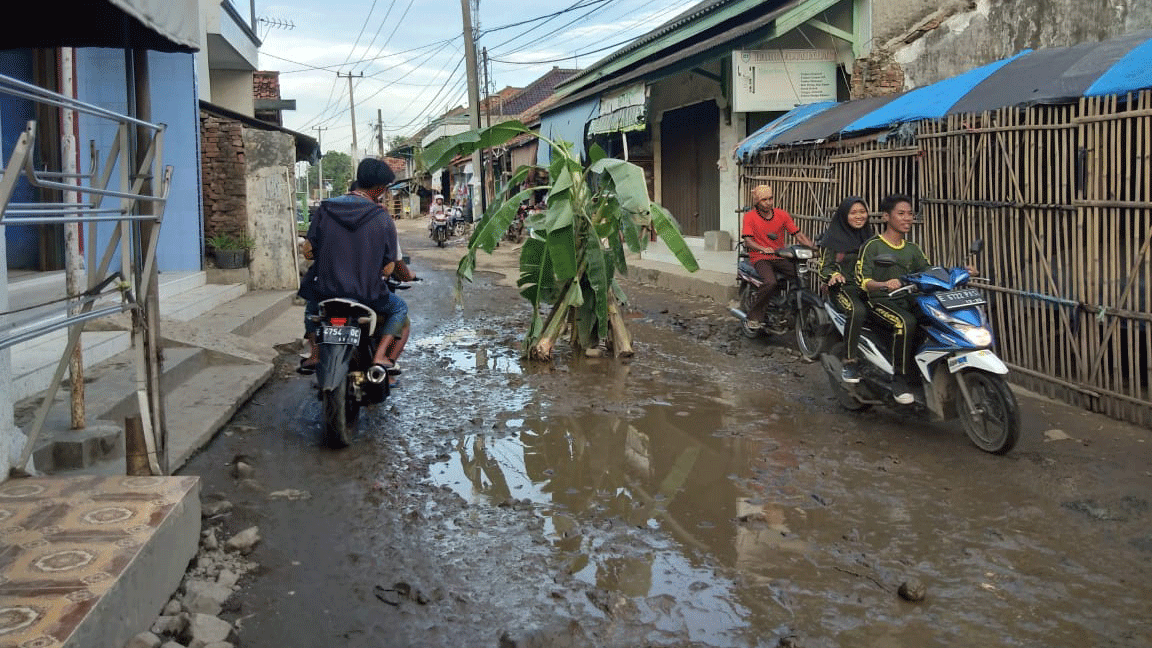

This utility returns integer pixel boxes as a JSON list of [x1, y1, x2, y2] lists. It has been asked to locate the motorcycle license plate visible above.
[[936, 287, 985, 310], [321, 325, 360, 345]]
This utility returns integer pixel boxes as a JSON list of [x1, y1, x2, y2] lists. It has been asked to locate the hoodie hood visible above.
[[319, 194, 384, 232]]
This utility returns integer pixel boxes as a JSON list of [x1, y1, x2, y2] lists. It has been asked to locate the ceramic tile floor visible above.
[[0, 476, 198, 648]]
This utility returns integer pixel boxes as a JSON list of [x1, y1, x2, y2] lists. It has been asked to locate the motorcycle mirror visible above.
[[874, 254, 897, 267], [968, 239, 984, 256]]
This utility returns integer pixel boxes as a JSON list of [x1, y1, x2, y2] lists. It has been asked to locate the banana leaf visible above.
[[468, 187, 537, 254], [517, 236, 556, 305], [650, 203, 699, 272], [583, 231, 610, 337], [422, 120, 531, 171], [590, 158, 649, 215], [547, 225, 578, 282]]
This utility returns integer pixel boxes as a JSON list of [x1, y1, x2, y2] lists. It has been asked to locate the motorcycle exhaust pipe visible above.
[[729, 307, 748, 321], [366, 364, 389, 384]]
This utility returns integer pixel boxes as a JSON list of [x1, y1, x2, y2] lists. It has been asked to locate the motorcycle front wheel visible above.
[[795, 298, 829, 362], [738, 283, 760, 338], [322, 381, 355, 448], [957, 370, 1020, 454]]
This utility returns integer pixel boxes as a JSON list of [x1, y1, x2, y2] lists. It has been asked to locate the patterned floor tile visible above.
[[0, 476, 198, 648]]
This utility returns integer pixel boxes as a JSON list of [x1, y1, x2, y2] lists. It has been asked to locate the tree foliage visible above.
[[423, 120, 698, 361], [306, 151, 353, 196]]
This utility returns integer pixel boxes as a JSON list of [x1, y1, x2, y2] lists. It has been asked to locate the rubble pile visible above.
[[123, 501, 258, 648]]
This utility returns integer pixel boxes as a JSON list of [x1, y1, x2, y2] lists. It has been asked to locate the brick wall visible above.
[[200, 111, 248, 244], [253, 71, 280, 100], [851, 49, 905, 99]]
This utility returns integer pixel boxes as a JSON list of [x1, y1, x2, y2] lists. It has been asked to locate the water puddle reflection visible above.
[[410, 328, 523, 374]]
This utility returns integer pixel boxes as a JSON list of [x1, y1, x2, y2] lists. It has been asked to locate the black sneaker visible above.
[[891, 375, 915, 405], [841, 361, 861, 384]]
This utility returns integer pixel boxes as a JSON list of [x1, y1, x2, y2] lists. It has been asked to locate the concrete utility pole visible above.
[[338, 71, 364, 163], [313, 126, 327, 199], [460, 0, 485, 217], [377, 108, 385, 158]]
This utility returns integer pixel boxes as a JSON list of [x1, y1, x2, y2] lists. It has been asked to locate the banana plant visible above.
[[423, 120, 698, 361]]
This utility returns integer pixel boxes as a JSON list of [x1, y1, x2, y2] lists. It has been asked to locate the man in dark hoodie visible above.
[[297, 158, 406, 374]]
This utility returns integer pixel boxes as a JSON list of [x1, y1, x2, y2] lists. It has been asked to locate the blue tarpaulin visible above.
[[733, 101, 834, 158], [536, 97, 600, 165], [737, 30, 1152, 157], [842, 52, 1028, 133], [1087, 32, 1152, 96]]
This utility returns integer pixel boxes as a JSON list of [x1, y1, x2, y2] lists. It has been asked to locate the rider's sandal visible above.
[[296, 358, 317, 375]]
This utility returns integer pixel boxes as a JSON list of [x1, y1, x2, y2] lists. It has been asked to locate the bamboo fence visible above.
[[739, 90, 1152, 426]]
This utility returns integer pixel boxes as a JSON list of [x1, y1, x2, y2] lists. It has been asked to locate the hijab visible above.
[[820, 196, 873, 253]]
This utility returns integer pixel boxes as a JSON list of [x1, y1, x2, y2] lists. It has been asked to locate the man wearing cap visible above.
[[740, 184, 815, 329]]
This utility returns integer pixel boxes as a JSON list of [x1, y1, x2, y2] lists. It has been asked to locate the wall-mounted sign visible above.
[[732, 49, 837, 112]]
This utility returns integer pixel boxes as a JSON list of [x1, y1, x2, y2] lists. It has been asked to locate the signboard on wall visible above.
[[731, 49, 837, 112]]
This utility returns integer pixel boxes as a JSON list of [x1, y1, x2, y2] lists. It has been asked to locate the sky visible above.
[[255, 0, 698, 156]]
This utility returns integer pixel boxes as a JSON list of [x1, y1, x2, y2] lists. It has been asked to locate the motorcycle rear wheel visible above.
[[957, 370, 1020, 454], [824, 342, 871, 411], [795, 299, 829, 362], [322, 381, 354, 448]]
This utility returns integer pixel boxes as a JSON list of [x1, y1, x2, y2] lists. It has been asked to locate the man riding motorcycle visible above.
[[740, 184, 816, 329], [298, 158, 407, 376]]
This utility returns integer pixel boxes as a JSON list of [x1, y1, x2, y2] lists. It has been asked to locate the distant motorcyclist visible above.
[[428, 194, 446, 236]]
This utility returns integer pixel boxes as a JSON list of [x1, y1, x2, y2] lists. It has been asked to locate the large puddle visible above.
[[405, 316, 1151, 647]]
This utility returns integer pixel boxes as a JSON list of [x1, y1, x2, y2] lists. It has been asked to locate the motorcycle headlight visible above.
[[926, 305, 992, 347], [955, 323, 993, 347], [794, 248, 813, 259]]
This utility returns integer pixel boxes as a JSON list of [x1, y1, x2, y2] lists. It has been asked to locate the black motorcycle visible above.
[[312, 298, 390, 447], [729, 240, 829, 361]]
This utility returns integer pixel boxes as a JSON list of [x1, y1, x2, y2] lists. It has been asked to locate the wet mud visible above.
[[182, 226, 1152, 647]]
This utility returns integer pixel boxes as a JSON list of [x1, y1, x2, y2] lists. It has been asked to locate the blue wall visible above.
[[0, 50, 42, 269], [74, 49, 202, 273]]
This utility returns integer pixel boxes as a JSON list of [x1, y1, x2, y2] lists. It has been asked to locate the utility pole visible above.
[[377, 108, 385, 158], [338, 71, 364, 162], [313, 126, 327, 200], [482, 47, 495, 208], [460, 0, 485, 217]]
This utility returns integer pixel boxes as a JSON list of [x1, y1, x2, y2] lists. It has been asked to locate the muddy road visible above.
[[182, 220, 1152, 648]]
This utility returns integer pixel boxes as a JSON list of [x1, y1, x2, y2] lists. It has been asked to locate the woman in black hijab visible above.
[[817, 196, 874, 383]]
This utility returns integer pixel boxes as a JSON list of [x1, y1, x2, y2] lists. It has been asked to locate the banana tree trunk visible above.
[[607, 297, 633, 357]]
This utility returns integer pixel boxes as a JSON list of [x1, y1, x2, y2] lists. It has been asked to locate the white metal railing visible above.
[[0, 71, 172, 475]]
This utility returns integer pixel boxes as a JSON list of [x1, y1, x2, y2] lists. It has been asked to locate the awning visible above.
[[587, 84, 647, 135], [736, 30, 1152, 156], [733, 101, 834, 158], [950, 30, 1152, 112], [536, 96, 600, 165], [10, 0, 199, 52], [843, 52, 1028, 133]]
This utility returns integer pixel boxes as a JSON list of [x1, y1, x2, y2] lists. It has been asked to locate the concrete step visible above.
[[10, 330, 132, 403], [189, 289, 295, 337], [165, 360, 273, 471], [161, 282, 248, 322], [24, 346, 204, 473], [0, 475, 200, 648]]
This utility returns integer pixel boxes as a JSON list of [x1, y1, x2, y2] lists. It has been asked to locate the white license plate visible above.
[[321, 325, 360, 345], [937, 287, 985, 309]]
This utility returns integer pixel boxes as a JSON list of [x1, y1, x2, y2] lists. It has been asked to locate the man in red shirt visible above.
[[740, 184, 815, 329]]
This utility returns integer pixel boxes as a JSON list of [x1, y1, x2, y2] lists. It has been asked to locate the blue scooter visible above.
[[820, 241, 1020, 454]]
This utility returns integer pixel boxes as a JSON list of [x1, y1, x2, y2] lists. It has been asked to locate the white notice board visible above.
[[732, 49, 837, 112]]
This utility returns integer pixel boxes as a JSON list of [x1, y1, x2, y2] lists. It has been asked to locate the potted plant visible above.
[[207, 232, 254, 269]]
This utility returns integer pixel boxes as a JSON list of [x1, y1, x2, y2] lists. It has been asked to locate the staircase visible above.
[[12, 272, 297, 475]]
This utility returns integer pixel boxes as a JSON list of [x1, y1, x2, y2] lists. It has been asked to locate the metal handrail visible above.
[[0, 304, 136, 351], [0, 73, 162, 130]]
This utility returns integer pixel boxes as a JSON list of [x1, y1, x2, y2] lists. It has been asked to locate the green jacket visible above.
[[817, 246, 860, 283], [855, 235, 930, 305]]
